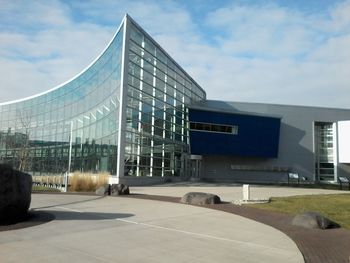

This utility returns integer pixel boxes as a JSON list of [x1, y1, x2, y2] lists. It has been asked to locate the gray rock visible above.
[[95, 184, 110, 196], [292, 211, 340, 229], [110, 184, 130, 196], [0, 164, 32, 224], [181, 192, 221, 205]]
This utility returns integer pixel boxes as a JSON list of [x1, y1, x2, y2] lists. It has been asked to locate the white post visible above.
[[64, 172, 68, 193], [243, 184, 250, 201], [64, 120, 73, 193], [68, 121, 73, 175]]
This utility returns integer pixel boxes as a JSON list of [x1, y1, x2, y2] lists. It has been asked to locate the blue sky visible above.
[[0, 0, 350, 108]]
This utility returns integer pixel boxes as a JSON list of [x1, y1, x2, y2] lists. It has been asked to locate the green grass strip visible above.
[[32, 185, 61, 192], [249, 194, 350, 229]]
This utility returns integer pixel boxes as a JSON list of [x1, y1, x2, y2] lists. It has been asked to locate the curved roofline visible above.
[[0, 14, 127, 106]]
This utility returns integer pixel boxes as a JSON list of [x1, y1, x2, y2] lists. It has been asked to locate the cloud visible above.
[[205, 3, 323, 58], [178, 1, 350, 108], [330, 0, 350, 31], [0, 57, 53, 101], [0, 0, 115, 102], [0, 0, 71, 30], [0, 0, 349, 109]]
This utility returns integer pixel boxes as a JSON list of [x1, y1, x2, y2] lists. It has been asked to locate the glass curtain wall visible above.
[[0, 15, 206, 179], [314, 122, 335, 182], [124, 20, 206, 178], [0, 25, 124, 175]]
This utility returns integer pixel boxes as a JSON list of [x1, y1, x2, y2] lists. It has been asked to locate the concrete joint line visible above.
[[55, 206, 83, 213], [116, 218, 139, 224], [115, 218, 291, 254]]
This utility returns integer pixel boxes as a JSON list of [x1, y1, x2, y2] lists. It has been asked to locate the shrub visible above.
[[69, 172, 110, 192]]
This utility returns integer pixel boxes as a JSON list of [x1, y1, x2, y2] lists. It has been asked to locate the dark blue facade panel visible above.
[[189, 109, 280, 158]]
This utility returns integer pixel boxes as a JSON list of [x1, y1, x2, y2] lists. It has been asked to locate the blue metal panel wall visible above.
[[189, 109, 280, 158]]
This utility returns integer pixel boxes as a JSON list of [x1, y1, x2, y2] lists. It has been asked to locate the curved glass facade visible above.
[[0, 22, 124, 175], [0, 15, 206, 180]]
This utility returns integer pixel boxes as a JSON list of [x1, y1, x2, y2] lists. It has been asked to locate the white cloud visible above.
[[206, 4, 322, 58], [330, 0, 350, 31], [0, 1, 115, 102], [0, 22, 114, 99], [0, 0, 350, 109], [0, 58, 53, 101], [174, 1, 350, 108], [0, 0, 71, 30]]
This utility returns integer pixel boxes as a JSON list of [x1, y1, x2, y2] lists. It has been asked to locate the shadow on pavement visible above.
[[46, 210, 134, 221], [0, 209, 134, 232], [0, 211, 54, 231]]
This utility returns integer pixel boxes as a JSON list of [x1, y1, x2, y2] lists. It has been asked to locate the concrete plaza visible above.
[[0, 189, 306, 263], [131, 182, 346, 202]]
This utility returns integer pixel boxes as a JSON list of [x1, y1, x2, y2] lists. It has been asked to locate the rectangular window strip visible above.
[[189, 122, 238, 135]]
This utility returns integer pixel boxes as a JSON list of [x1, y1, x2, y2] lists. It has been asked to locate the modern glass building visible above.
[[0, 15, 206, 183], [1, 14, 350, 185]]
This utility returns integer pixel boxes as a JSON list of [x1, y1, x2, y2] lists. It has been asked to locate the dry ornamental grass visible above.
[[69, 172, 110, 192], [32, 172, 110, 192]]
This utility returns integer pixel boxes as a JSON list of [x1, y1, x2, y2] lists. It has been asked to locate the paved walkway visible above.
[[130, 183, 350, 263], [0, 193, 303, 263], [131, 182, 347, 202]]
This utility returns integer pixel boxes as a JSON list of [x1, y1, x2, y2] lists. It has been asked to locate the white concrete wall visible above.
[[338, 120, 350, 163]]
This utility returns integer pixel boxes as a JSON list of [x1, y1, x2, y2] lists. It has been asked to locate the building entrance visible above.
[[190, 155, 202, 180]]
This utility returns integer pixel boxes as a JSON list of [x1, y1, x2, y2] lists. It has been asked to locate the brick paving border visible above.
[[126, 194, 350, 263], [2, 192, 349, 262]]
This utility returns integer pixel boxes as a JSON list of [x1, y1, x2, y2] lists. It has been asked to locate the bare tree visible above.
[[16, 109, 33, 172]]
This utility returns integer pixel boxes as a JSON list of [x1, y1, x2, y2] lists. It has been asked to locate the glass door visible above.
[[190, 159, 201, 179]]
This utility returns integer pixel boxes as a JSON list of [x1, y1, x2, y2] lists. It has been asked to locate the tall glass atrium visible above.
[[0, 15, 206, 180]]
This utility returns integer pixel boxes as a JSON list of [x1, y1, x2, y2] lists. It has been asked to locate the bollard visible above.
[[243, 184, 250, 201], [64, 172, 69, 193]]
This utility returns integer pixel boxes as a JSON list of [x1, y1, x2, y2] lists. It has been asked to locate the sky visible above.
[[0, 0, 350, 108]]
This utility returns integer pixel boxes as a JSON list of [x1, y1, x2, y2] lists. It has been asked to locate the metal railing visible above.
[[32, 172, 69, 192]]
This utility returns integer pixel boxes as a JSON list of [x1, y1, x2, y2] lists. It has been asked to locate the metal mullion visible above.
[[136, 48, 145, 177]]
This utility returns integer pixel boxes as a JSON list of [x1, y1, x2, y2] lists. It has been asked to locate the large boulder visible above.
[[110, 184, 130, 196], [181, 192, 221, 205], [0, 164, 32, 224], [292, 211, 340, 229]]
